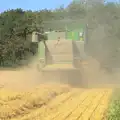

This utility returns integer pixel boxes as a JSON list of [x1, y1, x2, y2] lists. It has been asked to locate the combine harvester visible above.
[[31, 25, 89, 87]]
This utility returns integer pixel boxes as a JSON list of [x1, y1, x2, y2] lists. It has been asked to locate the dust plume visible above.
[[0, 57, 46, 91], [84, 24, 120, 89], [0, 55, 120, 91], [0, 55, 72, 91]]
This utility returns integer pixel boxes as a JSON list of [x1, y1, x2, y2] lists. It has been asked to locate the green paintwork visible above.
[[65, 30, 84, 41], [38, 41, 45, 59], [47, 32, 66, 40], [46, 24, 84, 41], [66, 31, 73, 40]]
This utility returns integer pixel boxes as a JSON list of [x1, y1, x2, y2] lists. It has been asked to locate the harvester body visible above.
[[32, 27, 88, 87]]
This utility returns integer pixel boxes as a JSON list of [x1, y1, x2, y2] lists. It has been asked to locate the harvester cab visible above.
[[32, 29, 88, 87]]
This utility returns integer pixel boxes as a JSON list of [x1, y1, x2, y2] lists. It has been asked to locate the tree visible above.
[[66, 1, 86, 18], [0, 9, 43, 67]]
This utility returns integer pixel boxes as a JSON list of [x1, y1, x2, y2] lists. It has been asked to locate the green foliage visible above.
[[0, 8, 43, 67], [106, 89, 120, 120], [66, 1, 86, 18]]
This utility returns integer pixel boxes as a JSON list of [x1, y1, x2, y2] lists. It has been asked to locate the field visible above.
[[1, 58, 119, 120], [0, 66, 113, 120], [0, 84, 112, 120]]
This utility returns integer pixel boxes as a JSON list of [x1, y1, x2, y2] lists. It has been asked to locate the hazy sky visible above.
[[0, 0, 118, 12]]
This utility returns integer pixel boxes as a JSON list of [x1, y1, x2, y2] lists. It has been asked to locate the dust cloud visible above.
[[80, 57, 120, 89], [0, 55, 120, 91], [0, 57, 70, 91], [0, 57, 45, 91], [83, 23, 120, 88]]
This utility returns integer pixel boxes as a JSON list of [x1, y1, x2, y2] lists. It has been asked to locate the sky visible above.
[[0, 0, 119, 12]]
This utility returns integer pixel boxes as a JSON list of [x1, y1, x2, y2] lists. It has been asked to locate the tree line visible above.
[[0, 1, 120, 70]]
